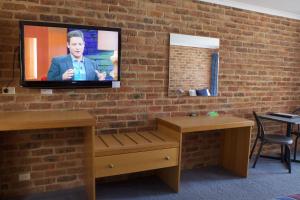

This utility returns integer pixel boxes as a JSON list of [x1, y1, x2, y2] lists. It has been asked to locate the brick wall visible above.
[[0, 128, 85, 197], [169, 45, 213, 96], [0, 0, 299, 198]]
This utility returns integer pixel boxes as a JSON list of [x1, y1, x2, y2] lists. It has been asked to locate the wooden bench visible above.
[[93, 131, 180, 192]]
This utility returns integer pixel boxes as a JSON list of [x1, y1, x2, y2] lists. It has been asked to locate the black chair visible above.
[[249, 111, 293, 173], [291, 108, 300, 161]]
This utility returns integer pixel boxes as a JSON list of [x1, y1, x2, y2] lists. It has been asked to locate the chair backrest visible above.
[[253, 111, 265, 139]]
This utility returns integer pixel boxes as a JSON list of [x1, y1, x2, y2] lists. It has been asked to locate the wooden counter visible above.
[[0, 111, 95, 131], [157, 115, 254, 190], [157, 115, 254, 133], [0, 110, 96, 200]]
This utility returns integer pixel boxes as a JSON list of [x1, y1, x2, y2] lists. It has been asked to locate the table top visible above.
[[157, 115, 254, 133], [260, 114, 300, 124], [0, 110, 96, 131]]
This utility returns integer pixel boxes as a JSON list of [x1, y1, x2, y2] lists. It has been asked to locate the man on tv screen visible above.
[[47, 30, 105, 81]]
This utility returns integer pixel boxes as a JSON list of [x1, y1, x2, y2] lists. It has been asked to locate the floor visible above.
[[12, 156, 300, 200], [96, 158, 300, 200]]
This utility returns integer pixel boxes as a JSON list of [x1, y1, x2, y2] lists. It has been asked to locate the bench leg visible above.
[[156, 166, 180, 192]]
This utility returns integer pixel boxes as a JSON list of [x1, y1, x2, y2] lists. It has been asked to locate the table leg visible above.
[[84, 126, 95, 200], [221, 126, 251, 177]]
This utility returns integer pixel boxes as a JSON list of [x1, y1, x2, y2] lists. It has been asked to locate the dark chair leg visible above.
[[253, 142, 263, 168], [286, 145, 291, 173], [294, 135, 299, 161], [249, 136, 259, 159], [281, 145, 284, 163]]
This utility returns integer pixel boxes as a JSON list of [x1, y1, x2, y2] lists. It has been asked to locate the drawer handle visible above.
[[108, 164, 114, 168], [165, 156, 171, 160]]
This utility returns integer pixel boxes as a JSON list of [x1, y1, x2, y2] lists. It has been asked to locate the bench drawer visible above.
[[94, 148, 178, 178]]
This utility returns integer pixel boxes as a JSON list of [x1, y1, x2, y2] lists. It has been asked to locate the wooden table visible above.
[[157, 115, 254, 191], [260, 114, 300, 137], [0, 111, 96, 200]]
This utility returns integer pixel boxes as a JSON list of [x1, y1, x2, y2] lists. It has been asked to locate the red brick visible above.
[[57, 175, 77, 182], [34, 178, 55, 186], [45, 169, 66, 177], [32, 148, 53, 156], [40, 14, 61, 22], [28, 5, 51, 13], [2, 3, 26, 10], [56, 161, 78, 169], [62, 16, 83, 24], [0, 96, 14, 102], [14, 12, 37, 20], [32, 163, 55, 171]]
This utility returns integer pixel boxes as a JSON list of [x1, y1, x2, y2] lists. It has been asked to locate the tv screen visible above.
[[19, 21, 121, 88]]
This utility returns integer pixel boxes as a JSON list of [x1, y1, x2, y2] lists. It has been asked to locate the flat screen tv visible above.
[[19, 21, 121, 88]]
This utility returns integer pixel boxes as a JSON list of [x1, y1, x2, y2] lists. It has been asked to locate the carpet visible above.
[[5, 157, 300, 200], [275, 194, 300, 200]]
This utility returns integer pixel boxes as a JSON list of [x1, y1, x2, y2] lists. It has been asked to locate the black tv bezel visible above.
[[19, 20, 121, 88]]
